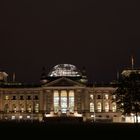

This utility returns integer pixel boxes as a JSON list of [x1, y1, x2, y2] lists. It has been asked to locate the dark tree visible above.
[[113, 71, 140, 123]]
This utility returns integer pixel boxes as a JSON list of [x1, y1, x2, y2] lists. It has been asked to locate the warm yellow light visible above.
[[19, 116, 23, 119], [27, 116, 31, 119], [11, 116, 15, 120]]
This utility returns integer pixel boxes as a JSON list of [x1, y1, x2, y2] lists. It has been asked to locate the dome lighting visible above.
[[48, 64, 82, 77]]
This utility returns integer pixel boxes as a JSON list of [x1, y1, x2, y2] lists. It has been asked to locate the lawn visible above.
[[0, 121, 139, 138]]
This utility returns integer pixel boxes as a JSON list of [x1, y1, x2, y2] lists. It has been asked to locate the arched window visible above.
[[90, 94, 94, 100], [112, 102, 117, 112], [105, 102, 109, 112], [97, 102, 102, 112], [69, 90, 74, 113], [90, 102, 94, 112]]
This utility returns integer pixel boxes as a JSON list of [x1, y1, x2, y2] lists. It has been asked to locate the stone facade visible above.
[[0, 64, 121, 122], [0, 78, 120, 122]]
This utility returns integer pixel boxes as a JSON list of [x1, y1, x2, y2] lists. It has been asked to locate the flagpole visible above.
[[131, 56, 134, 70]]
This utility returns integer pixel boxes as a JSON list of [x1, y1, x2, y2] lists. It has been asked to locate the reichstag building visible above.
[[0, 64, 122, 122]]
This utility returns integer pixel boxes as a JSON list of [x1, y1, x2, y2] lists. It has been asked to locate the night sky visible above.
[[0, 0, 140, 83]]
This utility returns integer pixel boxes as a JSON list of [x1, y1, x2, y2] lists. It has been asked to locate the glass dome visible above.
[[48, 64, 82, 77]]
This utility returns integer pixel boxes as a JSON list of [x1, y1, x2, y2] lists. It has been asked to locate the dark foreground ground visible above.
[[0, 121, 140, 138]]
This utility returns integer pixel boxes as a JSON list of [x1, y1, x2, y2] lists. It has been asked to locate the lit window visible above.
[[5, 95, 9, 100], [27, 105, 32, 113], [35, 103, 39, 113], [19, 116, 23, 119], [112, 95, 116, 99], [12, 104, 17, 113], [21, 108, 24, 113], [112, 102, 117, 112], [11, 116, 16, 120], [61, 90, 67, 113], [20, 104, 24, 113], [27, 116, 30, 119], [90, 102, 94, 112], [69, 90, 74, 113], [97, 102, 102, 112], [105, 94, 109, 100], [90, 94, 94, 100], [105, 102, 109, 112], [54, 90, 59, 113]]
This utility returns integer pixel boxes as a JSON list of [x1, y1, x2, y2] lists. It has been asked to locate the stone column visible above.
[[67, 90, 70, 116]]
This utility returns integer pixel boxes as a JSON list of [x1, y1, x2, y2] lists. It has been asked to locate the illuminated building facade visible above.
[[0, 64, 120, 122]]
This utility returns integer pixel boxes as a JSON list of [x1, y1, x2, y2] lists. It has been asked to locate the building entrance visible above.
[[53, 90, 74, 114]]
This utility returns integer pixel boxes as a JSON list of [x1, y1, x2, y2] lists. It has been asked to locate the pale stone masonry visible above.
[[0, 64, 121, 122]]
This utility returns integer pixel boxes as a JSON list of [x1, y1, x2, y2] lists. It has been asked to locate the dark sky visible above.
[[0, 0, 140, 83]]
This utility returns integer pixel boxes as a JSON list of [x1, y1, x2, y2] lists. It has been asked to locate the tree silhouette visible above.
[[113, 71, 140, 123]]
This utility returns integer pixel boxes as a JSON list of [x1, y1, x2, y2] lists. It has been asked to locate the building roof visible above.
[[121, 69, 140, 77], [0, 72, 8, 81]]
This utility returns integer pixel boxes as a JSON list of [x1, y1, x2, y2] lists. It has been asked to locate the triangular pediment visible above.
[[43, 77, 84, 87]]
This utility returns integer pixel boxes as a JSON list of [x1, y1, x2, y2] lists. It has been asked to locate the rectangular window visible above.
[[105, 102, 109, 112], [97, 95, 101, 99], [27, 96, 31, 100], [5, 95, 9, 100], [112, 95, 116, 99], [12, 96, 16, 100], [61, 90, 67, 113], [54, 90, 59, 113], [35, 103, 39, 113], [20, 96, 24, 100], [27, 105, 32, 112], [105, 94, 109, 100], [34, 95, 39, 100], [90, 102, 94, 112], [69, 90, 74, 113], [112, 102, 117, 112]]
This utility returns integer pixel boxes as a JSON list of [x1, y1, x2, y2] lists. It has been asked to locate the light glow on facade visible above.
[[69, 90, 74, 113], [0, 64, 132, 123]]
